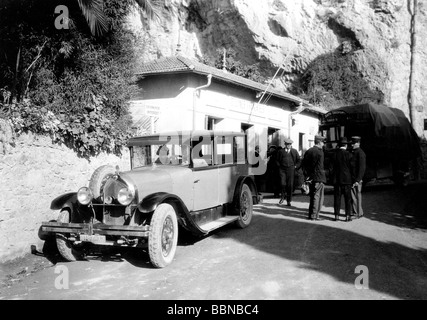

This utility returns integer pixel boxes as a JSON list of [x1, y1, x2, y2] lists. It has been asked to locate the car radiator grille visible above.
[[103, 206, 127, 225], [102, 178, 128, 225]]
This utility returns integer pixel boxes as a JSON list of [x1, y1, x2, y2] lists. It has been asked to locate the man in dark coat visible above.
[[276, 138, 301, 206], [302, 135, 326, 220], [331, 137, 353, 222], [350, 136, 366, 218], [267, 145, 280, 198]]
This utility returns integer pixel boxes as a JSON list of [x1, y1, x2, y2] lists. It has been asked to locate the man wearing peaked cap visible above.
[[350, 136, 366, 218], [314, 135, 326, 142], [276, 138, 300, 206], [301, 134, 326, 220], [331, 136, 353, 222], [351, 136, 361, 143]]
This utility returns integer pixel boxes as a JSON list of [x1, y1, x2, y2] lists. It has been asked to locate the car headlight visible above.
[[117, 187, 135, 205], [77, 187, 93, 205]]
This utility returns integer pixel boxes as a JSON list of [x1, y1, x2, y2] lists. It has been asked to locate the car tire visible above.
[[236, 184, 253, 229], [56, 209, 83, 262], [89, 165, 116, 199], [148, 203, 178, 268]]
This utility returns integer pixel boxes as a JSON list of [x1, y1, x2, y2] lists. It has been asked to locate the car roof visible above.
[[127, 130, 245, 146]]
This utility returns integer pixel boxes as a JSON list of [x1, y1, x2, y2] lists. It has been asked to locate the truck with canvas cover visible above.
[[319, 103, 421, 186]]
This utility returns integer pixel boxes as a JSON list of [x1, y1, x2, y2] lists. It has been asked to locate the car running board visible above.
[[199, 216, 239, 232]]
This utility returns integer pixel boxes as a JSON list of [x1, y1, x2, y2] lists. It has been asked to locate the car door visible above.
[[191, 134, 219, 211], [216, 135, 240, 205]]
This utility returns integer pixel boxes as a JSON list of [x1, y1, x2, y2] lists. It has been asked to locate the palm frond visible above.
[[77, 0, 109, 36], [135, 0, 162, 22]]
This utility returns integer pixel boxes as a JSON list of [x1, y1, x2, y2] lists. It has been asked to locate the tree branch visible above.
[[25, 40, 47, 73], [24, 40, 48, 98]]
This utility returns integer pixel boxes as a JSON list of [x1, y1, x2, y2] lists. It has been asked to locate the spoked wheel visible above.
[[148, 203, 178, 268], [56, 209, 83, 262], [236, 184, 253, 228]]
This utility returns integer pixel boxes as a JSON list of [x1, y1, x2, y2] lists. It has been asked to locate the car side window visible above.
[[216, 135, 234, 165], [234, 136, 246, 164], [191, 135, 213, 168]]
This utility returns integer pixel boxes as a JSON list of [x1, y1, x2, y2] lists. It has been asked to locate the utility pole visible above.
[[176, 24, 182, 55], [408, 0, 419, 126], [222, 48, 227, 72]]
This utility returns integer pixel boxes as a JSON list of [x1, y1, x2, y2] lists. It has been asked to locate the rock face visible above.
[[129, 0, 427, 138]]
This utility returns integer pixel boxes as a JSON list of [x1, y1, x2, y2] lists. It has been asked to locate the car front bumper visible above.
[[41, 222, 149, 246]]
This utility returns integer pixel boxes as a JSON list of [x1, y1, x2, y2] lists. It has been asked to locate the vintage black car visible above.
[[41, 130, 261, 267]]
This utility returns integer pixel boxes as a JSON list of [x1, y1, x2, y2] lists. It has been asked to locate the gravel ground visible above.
[[1, 180, 427, 300]]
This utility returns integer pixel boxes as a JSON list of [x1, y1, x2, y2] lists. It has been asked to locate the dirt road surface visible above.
[[1, 181, 427, 300]]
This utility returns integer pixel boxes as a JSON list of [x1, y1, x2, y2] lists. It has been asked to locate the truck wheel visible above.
[[402, 175, 410, 187], [148, 203, 178, 268], [393, 171, 410, 187], [236, 184, 253, 228], [89, 165, 116, 199], [56, 209, 83, 262]]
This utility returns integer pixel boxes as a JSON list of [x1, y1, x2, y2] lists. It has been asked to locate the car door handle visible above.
[[194, 179, 200, 183]]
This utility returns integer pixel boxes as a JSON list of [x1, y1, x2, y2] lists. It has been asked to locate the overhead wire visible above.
[[248, 44, 296, 123]]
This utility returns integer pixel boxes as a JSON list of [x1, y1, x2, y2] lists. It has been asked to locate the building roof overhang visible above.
[[136, 56, 326, 116]]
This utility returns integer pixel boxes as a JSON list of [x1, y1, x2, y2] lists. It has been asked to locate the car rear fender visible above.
[[233, 176, 259, 207]]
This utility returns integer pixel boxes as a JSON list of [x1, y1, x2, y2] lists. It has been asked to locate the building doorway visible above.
[[268, 127, 280, 147], [241, 123, 253, 133], [205, 116, 223, 130], [299, 132, 305, 154]]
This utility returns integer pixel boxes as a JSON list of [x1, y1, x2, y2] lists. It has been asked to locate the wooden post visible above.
[[408, 0, 418, 126]]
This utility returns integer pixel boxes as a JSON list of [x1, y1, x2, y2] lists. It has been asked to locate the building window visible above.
[[424, 119, 427, 131], [206, 116, 223, 130]]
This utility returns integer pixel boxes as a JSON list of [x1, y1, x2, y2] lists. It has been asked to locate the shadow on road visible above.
[[286, 180, 427, 229], [30, 181, 427, 298], [212, 197, 427, 300], [361, 181, 427, 230]]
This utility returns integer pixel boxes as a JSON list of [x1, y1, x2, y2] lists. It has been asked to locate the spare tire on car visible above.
[[89, 165, 116, 200]]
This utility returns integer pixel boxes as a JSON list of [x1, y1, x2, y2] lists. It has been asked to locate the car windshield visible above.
[[131, 142, 191, 168]]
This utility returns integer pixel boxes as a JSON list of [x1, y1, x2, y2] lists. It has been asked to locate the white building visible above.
[[131, 55, 326, 155]]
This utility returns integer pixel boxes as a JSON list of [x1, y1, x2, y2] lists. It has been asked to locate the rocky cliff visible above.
[[128, 0, 427, 137]]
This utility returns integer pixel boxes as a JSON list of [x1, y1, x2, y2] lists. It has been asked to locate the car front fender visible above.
[[138, 193, 213, 236], [50, 192, 77, 210], [138, 192, 190, 214]]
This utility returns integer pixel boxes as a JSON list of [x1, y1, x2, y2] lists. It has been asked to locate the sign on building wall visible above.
[[129, 101, 161, 135], [145, 105, 161, 118]]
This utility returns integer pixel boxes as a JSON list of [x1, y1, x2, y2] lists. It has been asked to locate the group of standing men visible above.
[[329, 135, 366, 221], [270, 135, 366, 222]]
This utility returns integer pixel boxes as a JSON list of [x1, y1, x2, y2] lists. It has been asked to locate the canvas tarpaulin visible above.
[[328, 103, 421, 160]]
